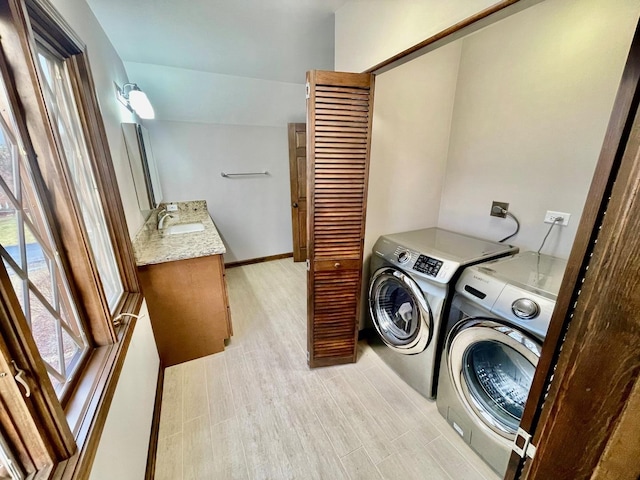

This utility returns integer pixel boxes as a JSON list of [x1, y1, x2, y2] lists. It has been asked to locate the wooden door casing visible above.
[[306, 70, 375, 368], [288, 123, 307, 262]]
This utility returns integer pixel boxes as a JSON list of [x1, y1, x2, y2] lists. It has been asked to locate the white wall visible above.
[[438, 0, 639, 258], [147, 121, 294, 262], [49, 1, 160, 479], [335, 0, 505, 72], [122, 62, 305, 263], [360, 41, 463, 326], [90, 303, 158, 480]]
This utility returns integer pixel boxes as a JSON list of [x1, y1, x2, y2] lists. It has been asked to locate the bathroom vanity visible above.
[[132, 200, 232, 366]]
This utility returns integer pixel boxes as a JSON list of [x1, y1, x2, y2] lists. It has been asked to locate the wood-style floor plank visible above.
[[360, 365, 442, 445], [209, 417, 249, 480], [183, 415, 215, 480], [157, 364, 183, 439], [340, 368, 411, 440], [182, 357, 208, 422], [205, 353, 235, 425], [427, 436, 489, 480], [154, 433, 182, 480], [376, 445, 451, 480], [322, 373, 393, 464], [304, 376, 362, 457], [340, 447, 383, 480]]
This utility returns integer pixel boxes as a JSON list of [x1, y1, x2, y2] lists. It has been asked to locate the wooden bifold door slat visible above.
[[306, 70, 375, 368]]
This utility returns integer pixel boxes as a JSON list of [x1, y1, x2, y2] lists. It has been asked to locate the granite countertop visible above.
[[132, 200, 226, 266]]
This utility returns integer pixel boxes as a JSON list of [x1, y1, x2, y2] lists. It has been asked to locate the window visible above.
[[36, 46, 123, 311], [0, 82, 90, 397], [0, 0, 143, 477]]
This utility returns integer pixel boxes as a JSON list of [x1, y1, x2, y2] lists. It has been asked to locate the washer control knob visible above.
[[512, 298, 540, 319], [397, 250, 411, 264]]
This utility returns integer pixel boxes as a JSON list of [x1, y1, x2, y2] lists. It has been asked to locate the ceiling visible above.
[[86, 0, 348, 84]]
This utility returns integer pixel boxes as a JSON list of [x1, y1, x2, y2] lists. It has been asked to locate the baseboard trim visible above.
[[144, 364, 164, 480], [225, 252, 294, 269]]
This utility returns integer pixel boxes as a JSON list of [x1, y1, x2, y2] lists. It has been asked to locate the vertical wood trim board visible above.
[[306, 70, 375, 368]]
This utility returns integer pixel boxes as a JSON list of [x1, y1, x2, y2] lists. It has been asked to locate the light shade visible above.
[[117, 83, 155, 119], [128, 88, 155, 119]]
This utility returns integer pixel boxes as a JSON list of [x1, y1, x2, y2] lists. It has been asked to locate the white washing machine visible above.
[[436, 251, 567, 475], [367, 228, 518, 399]]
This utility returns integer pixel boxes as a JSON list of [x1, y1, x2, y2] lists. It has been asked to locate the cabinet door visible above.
[[306, 70, 375, 368], [138, 255, 230, 366]]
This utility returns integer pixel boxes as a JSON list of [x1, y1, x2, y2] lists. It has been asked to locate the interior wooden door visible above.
[[306, 70, 375, 368], [288, 122, 307, 262]]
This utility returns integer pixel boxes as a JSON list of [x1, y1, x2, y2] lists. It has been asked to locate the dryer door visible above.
[[369, 267, 433, 354], [446, 319, 541, 439]]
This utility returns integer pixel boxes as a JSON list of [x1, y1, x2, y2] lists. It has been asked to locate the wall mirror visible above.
[[122, 122, 163, 211]]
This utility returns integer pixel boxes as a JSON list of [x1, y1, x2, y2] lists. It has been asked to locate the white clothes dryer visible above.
[[367, 228, 518, 399], [436, 251, 567, 475]]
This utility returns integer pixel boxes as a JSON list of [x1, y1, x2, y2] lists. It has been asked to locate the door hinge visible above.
[[305, 82, 310, 99], [513, 427, 537, 459], [306, 351, 310, 361], [306, 259, 310, 271]]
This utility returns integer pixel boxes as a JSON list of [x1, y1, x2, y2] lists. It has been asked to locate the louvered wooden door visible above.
[[306, 71, 375, 368]]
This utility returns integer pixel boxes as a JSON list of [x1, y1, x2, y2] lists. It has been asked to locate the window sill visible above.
[[48, 292, 143, 480]]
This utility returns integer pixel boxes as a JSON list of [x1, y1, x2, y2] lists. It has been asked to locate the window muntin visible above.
[[36, 47, 123, 311], [0, 80, 89, 397]]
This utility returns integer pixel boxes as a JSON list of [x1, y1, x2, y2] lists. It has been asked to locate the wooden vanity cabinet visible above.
[[137, 254, 232, 366]]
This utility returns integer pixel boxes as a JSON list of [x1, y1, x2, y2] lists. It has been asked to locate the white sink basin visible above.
[[166, 222, 205, 235]]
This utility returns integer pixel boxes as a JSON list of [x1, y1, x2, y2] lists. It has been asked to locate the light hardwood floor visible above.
[[153, 258, 500, 480]]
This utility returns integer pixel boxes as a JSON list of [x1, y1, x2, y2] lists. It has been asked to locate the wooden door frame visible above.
[[504, 20, 640, 479]]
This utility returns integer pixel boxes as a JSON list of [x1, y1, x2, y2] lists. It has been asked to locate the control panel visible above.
[[413, 255, 443, 277], [380, 241, 455, 283]]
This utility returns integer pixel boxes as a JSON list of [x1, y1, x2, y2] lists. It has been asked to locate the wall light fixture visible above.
[[116, 83, 155, 119]]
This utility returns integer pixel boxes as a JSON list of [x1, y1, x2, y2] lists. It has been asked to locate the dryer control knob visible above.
[[397, 250, 411, 264], [512, 298, 540, 319]]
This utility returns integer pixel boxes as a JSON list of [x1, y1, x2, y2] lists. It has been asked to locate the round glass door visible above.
[[447, 320, 541, 438], [369, 267, 431, 353], [463, 340, 535, 434]]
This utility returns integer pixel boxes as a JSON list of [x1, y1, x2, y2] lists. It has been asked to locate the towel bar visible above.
[[221, 171, 269, 178]]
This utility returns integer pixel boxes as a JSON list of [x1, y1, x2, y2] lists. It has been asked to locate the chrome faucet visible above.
[[157, 209, 173, 230]]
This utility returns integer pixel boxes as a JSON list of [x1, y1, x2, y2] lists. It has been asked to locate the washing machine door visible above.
[[446, 319, 541, 439], [368, 266, 433, 354]]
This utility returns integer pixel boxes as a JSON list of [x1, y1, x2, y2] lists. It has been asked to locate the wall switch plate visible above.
[[544, 210, 570, 226], [490, 201, 509, 218], [166, 204, 178, 212]]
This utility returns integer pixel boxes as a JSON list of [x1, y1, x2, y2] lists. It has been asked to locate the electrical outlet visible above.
[[166, 203, 178, 212], [544, 210, 571, 226], [490, 201, 509, 218]]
